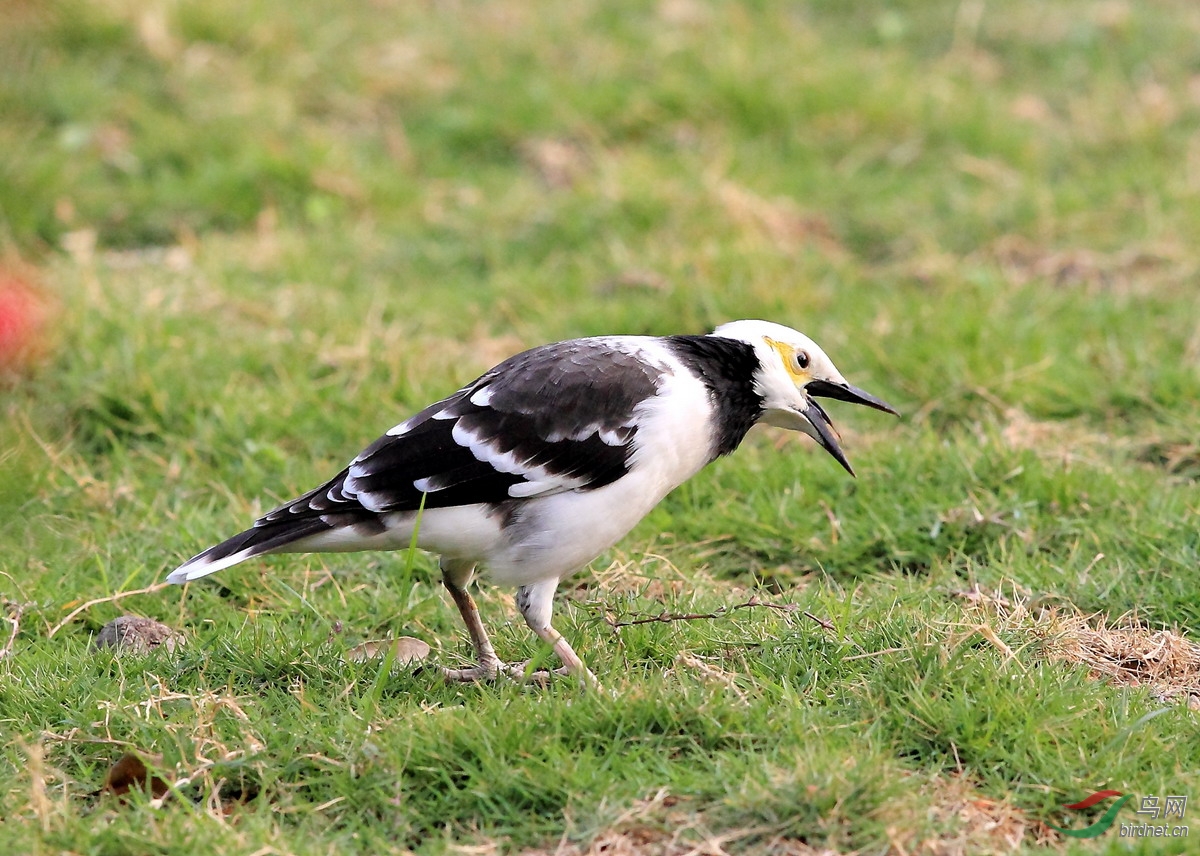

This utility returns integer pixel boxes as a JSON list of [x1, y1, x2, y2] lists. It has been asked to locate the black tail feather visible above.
[[168, 517, 332, 583]]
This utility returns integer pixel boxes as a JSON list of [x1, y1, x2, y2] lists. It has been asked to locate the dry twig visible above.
[[803, 611, 835, 631], [48, 583, 173, 639], [603, 596, 830, 630], [1, 600, 27, 658]]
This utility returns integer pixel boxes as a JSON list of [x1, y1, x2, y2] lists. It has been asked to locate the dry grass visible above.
[[986, 235, 1193, 297], [518, 774, 1034, 856], [522, 789, 835, 856], [887, 774, 1033, 856], [1043, 618, 1200, 709], [956, 585, 1200, 709]]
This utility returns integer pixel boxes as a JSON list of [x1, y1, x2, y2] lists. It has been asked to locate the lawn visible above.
[[1, 1, 1198, 853]]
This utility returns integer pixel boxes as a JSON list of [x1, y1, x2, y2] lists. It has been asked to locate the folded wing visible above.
[[257, 338, 667, 526]]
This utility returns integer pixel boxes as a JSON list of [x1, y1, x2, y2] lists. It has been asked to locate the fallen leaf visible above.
[[346, 636, 431, 666], [102, 752, 169, 799]]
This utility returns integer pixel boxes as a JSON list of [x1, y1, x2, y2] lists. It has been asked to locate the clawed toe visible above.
[[511, 660, 602, 691], [440, 658, 567, 685], [506, 660, 574, 684], [441, 663, 502, 682], [440, 659, 590, 687]]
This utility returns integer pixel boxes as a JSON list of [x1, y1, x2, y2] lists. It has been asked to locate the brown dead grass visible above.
[[518, 789, 839, 856], [515, 774, 1034, 856], [890, 774, 1034, 856], [711, 180, 848, 261], [1042, 617, 1200, 709], [1000, 408, 1200, 482], [580, 554, 695, 601], [955, 585, 1200, 709], [1134, 440, 1200, 482], [521, 138, 590, 190], [998, 408, 1104, 460], [986, 235, 1191, 296]]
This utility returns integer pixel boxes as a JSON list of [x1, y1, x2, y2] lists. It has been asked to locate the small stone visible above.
[[94, 615, 186, 655]]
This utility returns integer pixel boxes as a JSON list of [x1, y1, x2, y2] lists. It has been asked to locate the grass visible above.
[[2, 0, 1199, 853]]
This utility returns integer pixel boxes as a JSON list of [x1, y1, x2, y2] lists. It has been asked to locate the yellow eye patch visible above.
[[764, 336, 810, 383]]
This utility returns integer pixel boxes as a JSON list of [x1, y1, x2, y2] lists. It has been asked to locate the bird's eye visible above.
[[794, 351, 810, 370]]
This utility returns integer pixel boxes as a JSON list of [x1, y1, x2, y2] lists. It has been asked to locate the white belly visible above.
[[475, 361, 717, 586]]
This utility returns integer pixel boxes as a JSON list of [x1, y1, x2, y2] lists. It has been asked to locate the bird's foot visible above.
[[505, 660, 575, 685], [439, 661, 567, 684], [440, 655, 601, 691], [509, 659, 603, 692], [441, 665, 500, 682], [441, 654, 505, 683]]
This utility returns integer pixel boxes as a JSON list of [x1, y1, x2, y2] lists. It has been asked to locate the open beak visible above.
[[800, 397, 855, 476], [802, 380, 899, 477], [806, 379, 900, 417]]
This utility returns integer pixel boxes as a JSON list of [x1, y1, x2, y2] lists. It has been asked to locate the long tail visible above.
[[167, 518, 332, 584]]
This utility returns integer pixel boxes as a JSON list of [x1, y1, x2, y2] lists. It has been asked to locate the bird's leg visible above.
[[439, 559, 506, 682], [513, 579, 601, 690]]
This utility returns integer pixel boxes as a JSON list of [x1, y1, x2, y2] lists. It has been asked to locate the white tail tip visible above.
[[166, 548, 256, 584]]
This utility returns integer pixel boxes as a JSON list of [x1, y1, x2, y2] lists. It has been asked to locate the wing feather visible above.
[[255, 338, 667, 526]]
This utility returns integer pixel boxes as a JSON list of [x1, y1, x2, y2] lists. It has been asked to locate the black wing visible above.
[[257, 338, 666, 525]]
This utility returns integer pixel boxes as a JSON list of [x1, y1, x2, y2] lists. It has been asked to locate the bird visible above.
[[168, 319, 898, 687]]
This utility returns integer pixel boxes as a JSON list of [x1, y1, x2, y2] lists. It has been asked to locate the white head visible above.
[[711, 319, 898, 475]]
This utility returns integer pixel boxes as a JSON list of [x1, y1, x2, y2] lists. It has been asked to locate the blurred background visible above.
[[5, 2, 1198, 310], [1, 2, 1198, 850]]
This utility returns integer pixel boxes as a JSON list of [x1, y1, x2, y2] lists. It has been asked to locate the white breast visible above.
[[479, 338, 717, 586]]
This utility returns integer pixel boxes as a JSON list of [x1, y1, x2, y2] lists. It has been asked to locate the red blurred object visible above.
[[0, 268, 50, 373]]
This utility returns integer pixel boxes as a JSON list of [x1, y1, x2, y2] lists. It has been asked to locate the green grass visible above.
[[2, 0, 1199, 853]]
